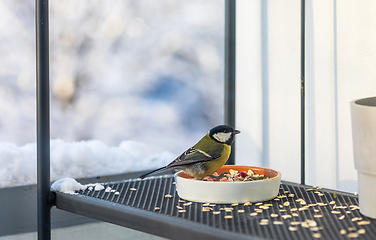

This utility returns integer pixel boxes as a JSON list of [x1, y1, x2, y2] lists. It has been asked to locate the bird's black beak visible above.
[[234, 130, 241, 134]]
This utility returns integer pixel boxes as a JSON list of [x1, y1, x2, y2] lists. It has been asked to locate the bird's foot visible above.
[[208, 172, 228, 181]]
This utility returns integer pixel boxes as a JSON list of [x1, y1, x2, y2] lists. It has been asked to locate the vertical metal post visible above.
[[36, 0, 51, 239], [300, 0, 306, 185], [225, 0, 236, 165]]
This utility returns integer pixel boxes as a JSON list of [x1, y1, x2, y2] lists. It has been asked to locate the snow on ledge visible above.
[[51, 177, 104, 195]]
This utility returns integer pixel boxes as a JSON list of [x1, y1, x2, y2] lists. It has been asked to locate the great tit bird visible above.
[[140, 125, 240, 179]]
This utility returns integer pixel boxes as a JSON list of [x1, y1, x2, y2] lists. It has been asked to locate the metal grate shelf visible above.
[[53, 175, 376, 240]]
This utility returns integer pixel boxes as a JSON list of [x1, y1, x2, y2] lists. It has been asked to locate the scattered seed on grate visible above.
[[312, 233, 321, 238], [290, 221, 301, 226], [357, 220, 371, 225], [289, 226, 298, 231], [273, 221, 284, 225], [347, 232, 359, 238], [130, 188, 137, 191], [358, 228, 366, 234]]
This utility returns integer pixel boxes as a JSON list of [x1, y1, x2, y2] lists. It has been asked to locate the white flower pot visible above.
[[351, 96, 376, 219]]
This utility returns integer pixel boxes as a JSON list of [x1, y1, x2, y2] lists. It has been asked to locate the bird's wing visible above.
[[166, 147, 221, 168]]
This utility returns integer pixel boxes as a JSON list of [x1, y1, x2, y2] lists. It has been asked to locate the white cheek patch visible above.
[[213, 132, 232, 143]]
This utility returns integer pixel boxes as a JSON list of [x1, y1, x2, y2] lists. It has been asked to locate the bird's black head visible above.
[[208, 125, 241, 145]]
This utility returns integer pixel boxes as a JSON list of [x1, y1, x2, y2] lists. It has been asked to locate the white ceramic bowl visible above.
[[174, 165, 281, 203]]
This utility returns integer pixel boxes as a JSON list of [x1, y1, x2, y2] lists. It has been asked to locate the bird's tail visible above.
[[139, 166, 171, 179]]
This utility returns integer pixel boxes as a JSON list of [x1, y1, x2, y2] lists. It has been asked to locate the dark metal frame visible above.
[[300, 0, 306, 185], [225, 0, 236, 165], [35, 0, 306, 238], [36, 0, 52, 239]]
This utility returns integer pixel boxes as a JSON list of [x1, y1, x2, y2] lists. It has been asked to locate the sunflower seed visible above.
[[329, 201, 335, 205], [155, 207, 160, 211], [289, 226, 298, 231], [291, 208, 298, 212], [179, 210, 186, 213], [357, 220, 371, 225], [203, 203, 211, 206], [213, 211, 221, 215], [290, 221, 301, 225], [282, 215, 292, 219], [312, 233, 322, 238], [250, 212, 258, 216], [255, 209, 263, 213], [339, 215, 345, 220], [309, 221, 317, 227], [243, 202, 252, 206], [292, 213, 299, 217], [271, 213, 279, 218], [314, 215, 323, 218], [283, 202, 290, 207], [224, 215, 233, 219], [299, 207, 309, 211], [331, 210, 341, 214], [165, 194, 173, 198], [202, 207, 212, 212], [351, 217, 362, 222], [340, 229, 346, 235], [176, 206, 183, 209], [183, 202, 192, 206], [238, 210, 245, 213], [255, 202, 263, 205], [301, 222, 309, 228], [358, 228, 366, 234], [288, 194, 295, 198], [130, 188, 137, 191], [179, 200, 185, 203], [347, 232, 359, 238], [273, 221, 284, 225], [231, 203, 238, 206]]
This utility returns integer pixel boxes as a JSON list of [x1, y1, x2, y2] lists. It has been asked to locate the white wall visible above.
[[235, 0, 376, 193]]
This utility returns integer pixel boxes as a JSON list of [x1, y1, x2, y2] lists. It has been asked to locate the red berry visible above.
[[238, 172, 247, 178]]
